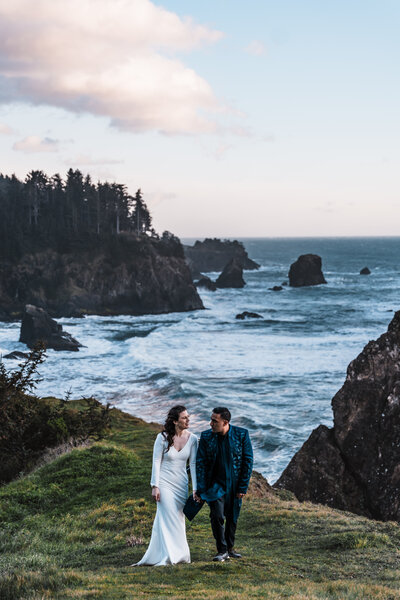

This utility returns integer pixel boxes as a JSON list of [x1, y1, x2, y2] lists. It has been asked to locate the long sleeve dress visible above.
[[134, 431, 198, 566]]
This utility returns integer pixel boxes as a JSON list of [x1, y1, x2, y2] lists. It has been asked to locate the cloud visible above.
[[0, 0, 224, 135], [245, 41, 266, 56], [13, 136, 59, 153], [0, 123, 15, 135], [66, 154, 124, 166]]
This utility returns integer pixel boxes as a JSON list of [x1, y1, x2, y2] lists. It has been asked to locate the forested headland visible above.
[[0, 169, 203, 319]]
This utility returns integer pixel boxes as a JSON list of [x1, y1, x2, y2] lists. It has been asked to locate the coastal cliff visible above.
[[0, 233, 203, 319], [0, 171, 204, 320], [275, 311, 400, 521]]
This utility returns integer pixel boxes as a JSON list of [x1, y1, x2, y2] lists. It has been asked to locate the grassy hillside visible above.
[[1, 401, 400, 599]]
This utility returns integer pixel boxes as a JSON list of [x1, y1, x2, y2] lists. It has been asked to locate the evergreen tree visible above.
[[132, 189, 152, 235], [25, 170, 49, 228], [65, 168, 84, 234]]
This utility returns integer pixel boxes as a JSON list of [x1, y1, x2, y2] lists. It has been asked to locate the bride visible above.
[[134, 405, 198, 566]]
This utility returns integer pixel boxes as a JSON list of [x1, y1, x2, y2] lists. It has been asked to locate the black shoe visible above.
[[212, 551, 229, 562], [228, 548, 242, 558]]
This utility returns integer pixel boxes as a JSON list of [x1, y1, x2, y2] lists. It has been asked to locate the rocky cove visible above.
[[2, 236, 400, 525]]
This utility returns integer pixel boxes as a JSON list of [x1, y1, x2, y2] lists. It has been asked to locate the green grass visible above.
[[1, 402, 400, 599]]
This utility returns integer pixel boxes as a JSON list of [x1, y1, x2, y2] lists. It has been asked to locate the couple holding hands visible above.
[[134, 405, 253, 566]]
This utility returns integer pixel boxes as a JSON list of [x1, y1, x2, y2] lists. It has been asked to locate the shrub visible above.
[[0, 345, 111, 483]]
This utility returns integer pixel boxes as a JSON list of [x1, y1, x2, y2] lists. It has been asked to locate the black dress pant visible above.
[[209, 495, 238, 553]]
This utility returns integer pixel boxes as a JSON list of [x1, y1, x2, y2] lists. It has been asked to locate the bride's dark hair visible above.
[[162, 405, 187, 451]]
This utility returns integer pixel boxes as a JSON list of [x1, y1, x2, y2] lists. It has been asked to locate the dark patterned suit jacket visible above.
[[196, 425, 253, 498]]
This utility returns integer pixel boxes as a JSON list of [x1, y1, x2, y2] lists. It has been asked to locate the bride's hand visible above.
[[152, 486, 160, 502]]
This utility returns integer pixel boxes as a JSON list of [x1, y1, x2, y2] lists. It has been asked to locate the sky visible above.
[[0, 0, 399, 237]]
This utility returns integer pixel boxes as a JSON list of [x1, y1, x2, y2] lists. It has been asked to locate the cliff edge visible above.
[[0, 233, 204, 319], [275, 311, 400, 521]]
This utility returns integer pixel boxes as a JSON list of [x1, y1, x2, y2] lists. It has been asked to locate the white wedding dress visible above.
[[135, 431, 198, 566]]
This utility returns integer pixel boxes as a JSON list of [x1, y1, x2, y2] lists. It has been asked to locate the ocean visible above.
[[1, 237, 400, 484]]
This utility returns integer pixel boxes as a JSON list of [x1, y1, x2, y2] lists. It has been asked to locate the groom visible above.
[[194, 407, 253, 562]]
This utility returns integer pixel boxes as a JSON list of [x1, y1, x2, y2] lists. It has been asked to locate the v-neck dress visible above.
[[135, 432, 198, 566]]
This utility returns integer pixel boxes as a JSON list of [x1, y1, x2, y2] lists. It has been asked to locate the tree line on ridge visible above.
[[0, 169, 155, 258]]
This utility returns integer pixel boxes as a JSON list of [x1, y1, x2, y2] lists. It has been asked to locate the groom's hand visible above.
[[236, 493, 245, 499], [193, 492, 202, 503]]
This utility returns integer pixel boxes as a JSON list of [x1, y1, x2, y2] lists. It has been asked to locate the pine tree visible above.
[[132, 189, 152, 235]]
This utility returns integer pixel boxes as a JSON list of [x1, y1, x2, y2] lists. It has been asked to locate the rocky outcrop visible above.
[[247, 471, 276, 500], [275, 311, 400, 521], [3, 351, 29, 360], [216, 259, 246, 289], [195, 276, 217, 292], [0, 233, 204, 320], [360, 267, 371, 275], [288, 254, 327, 287], [20, 305, 82, 351], [270, 286, 283, 292], [236, 311, 262, 320], [184, 238, 259, 275]]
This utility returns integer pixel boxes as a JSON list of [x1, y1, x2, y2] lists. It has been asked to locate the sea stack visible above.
[[360, 267, 371, 275], [288, 254, 327, 287], [184, 238, 260, 275], [274, 310, 400, 521], [20, 305, 82, 351], [216, 258, 246, 288]]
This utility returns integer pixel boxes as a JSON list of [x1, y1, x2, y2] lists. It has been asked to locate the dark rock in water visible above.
[[3, 351, 29, 360], [184, 238, 260, 275], [360, 267, 371, 275], [288, 254, 327, 287], [0, 233, 203, 319], [270, 286, 283, 292], [236, 311, 262, 320], [274, 311, 400, 521], [195, 276, 217, 292], [20, 305, 82, 351], [216, 259, 246, 289], [281, 282, 288, 286]]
